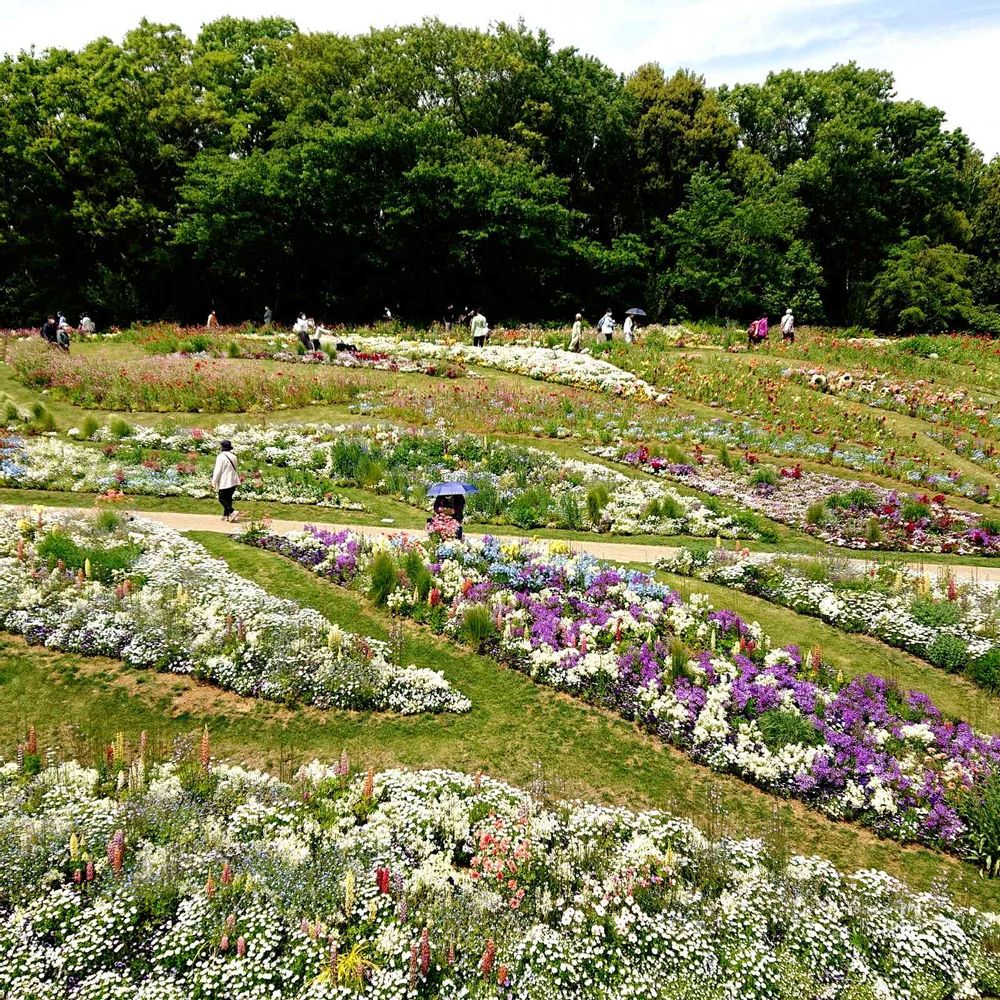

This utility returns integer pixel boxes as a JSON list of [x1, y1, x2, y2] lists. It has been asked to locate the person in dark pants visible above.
[[40, 316, 58, 344], [211, 439, 241, 522]]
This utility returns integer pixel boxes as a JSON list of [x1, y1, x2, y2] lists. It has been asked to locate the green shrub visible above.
[[756, 709, 824, 751], [34, 409, 56, 433], [980, 517, 1000, 536], [845, 488, 878, 510], [30, 400, 46, 420], [35, 531, 141, 583], [718, 444, 732, 469], [749, 467, 778, 487], [460, 605, 497, 651], [368, 551, 399, 606], [910, 595, 962, 627], [957, 770, 1000, 877], [558, 492, 583, 530], [926, 633, 968, 673], [109, 416, 134, 439], [94, 509, 122, 533], [900, 499, 931, 522], [586, 484, 610, 528], [226, 341, 241, 358], [81, 415, 100, 438], [806, 501, 831, 527], [969, 650, 1000, 692], [865, 517, 883, 546], [508, 486, 554, 529]]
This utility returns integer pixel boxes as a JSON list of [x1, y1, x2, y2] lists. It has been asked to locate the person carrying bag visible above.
[[212, 439, 242, 522]]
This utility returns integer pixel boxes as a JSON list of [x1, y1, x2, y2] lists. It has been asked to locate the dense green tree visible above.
[[0, 20, 996, 329], [865, 238, 996, 333]]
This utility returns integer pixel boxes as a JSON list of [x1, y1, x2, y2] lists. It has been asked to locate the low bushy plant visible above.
[[926, 633, 968, 673]]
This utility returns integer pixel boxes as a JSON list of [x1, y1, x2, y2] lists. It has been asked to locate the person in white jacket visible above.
[[211, 440, 241, 521]]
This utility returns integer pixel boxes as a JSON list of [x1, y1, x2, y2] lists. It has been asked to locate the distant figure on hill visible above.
[[747, 315, 768, 347], [206, 310, 219, 329], [79, 314, 95, 334], [569, 312, 583, 352], [212, 439, 241, 522], [623, 314, 635, 344], [40, 315, 58, 344], [470, 309, 489, 348], [598, 309, 615, 343], [263, 305, 273, 325], [780, 307, 795, 343]]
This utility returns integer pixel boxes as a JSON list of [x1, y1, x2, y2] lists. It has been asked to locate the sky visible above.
[[4, 0, 1000, 157]]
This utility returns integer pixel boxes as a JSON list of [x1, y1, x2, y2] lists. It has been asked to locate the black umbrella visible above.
[[625, 307, 647, 316]]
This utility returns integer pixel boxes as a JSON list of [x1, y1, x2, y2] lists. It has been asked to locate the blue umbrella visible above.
[[427, 481, 479, 497]]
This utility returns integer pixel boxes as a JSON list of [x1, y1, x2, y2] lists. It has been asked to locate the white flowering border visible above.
[[0, 756, 995, 999], [0, 510, 469, 715]]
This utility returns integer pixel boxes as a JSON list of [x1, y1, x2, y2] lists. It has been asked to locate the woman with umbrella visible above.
[[623, 307, 645, 344], [427, 482, 477, 541]]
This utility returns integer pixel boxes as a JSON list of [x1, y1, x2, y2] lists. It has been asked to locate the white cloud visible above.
[[2, 0, 997, 156]]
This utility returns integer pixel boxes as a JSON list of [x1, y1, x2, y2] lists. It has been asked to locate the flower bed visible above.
[[8, 340, 383, 413], [0, 434, 366, 510], [662, 546, 1000, 689], [3, 742, 995, 1000], [48, 421, 757, 538], [603, 446, 1000, 555], [242, 526, 1000, 861], [329, 335, 672, 404], [0, 510, 468, 714]]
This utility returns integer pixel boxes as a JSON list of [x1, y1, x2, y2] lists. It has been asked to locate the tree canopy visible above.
[[1, 17, 998, 331]]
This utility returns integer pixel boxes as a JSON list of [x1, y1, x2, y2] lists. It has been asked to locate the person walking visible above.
[[569, 313, 583, 352], [263, 305, 273, 325], [79, 314, 95, 333], [211, 439, 242, 522], [207, 309, 219, 329], [747, 314, 768, 348], [470, 309, 489, 348], [598, 309, 615, 343], [623, 314, 635, 344], [780, 307, 795, 343]]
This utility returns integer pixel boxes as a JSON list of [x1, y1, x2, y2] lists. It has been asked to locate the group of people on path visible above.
[[39, 311, 93, 351], [749, 308, 795, 346]]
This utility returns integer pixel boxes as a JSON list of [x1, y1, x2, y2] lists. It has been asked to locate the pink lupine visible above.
[[219, 934, 229, 953], [200, 727, 211, 772], [361, 767, 374, 802], [480, 938, 496, 978], [26, 726, 37, 755], [420, 927, 430, 976], [85, 861, 95, 882], [408, 944, 418, 989], [225, 913, 236, 932], [236, 937, 247, 958], [205, 874, 217, 899], [376, 867, 390, 894], [221, 862, 233, 885]]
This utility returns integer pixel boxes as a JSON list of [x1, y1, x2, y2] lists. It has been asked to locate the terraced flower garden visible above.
[[8, 323, 1000, 997]]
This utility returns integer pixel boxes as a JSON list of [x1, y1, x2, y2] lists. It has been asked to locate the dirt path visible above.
[[10, 502, 1000, 584]]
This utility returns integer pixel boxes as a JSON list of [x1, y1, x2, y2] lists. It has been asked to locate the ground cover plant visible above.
[[242, 525, 1000, 870], [663, 546, 1000, 691], [0, 509, 468, 714], [4, 732, 999, 1000]]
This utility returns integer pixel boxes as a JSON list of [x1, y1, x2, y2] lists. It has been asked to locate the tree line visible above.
[[2, 16, 999, 332]]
